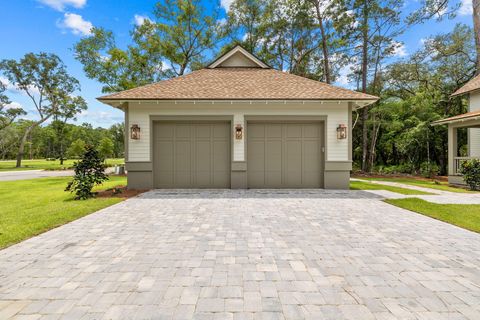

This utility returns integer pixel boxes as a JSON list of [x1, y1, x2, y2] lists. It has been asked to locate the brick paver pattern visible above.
[[0, 190, 479, 319]]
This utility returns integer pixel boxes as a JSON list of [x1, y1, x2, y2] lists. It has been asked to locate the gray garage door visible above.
[[153, 122, 230, 188], [247, 122, 323, 188]]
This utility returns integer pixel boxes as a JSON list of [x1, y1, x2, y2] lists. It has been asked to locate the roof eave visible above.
[[97, 97, 379, 103], [431, 116, 480, 126]]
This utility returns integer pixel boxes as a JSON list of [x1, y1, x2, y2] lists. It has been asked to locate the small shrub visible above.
[[65, 145, 108, 200], [460, 159, 480, 191], [420, 161, 440, 178]]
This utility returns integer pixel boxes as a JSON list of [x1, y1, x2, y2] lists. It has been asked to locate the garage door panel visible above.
[[195, 141, 211, 171], [248, 122, 323, 188], [213, 141, 230, 171], [249, 123, 265, 138], [265, 140, 282, 171], [195, 125, 211, 138], [175, 125, 191, 138], [154, 122, 230, 188], [266, 124, 282, 137], [156, 124, 174, 138], [303, 124, 320, 138], [265, 170, 282, 186], [286, 124, 302, 138], [248, 141, 265, 170]]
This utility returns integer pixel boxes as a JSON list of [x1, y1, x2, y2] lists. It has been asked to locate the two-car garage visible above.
[[100, 46, 377, 190], [152, 121, 324, 189]]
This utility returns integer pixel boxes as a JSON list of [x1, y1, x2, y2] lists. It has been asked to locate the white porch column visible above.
[[448, 124, 458, 176]]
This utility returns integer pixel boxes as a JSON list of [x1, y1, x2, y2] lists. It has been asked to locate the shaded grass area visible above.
[[0, 158, 124, 171], [0, 176, 127, 249], [358, 177, 474, 193], [350, 180, 433, 195], [386, 198, 480, 233]]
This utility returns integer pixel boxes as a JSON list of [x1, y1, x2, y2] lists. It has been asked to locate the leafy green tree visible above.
[[74, 25, 169, 93], [0, 81, 25, 131], [75, 0, 220, 92], [97, 137, 114, 160], [66, 145, 108, 200], [366, 24, 475, 174], [226, 0, 266, 53], [108, 123, 125, 158], [472, 0, 480, 72], [50, 96, 87, 164], [0, 53, 85, 168], [67, 138, 86, 158], [154, 0, 220, 75]]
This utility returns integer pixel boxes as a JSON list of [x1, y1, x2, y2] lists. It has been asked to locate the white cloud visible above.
[[77, 109, 123, 125], [459, 0, 473, 15], [0, 77, 16, 91], [336, 64, 352, 86], [4, 101, 23, 110], [37, 0, 86, 11], [220, 0, 234, 12], [133, 14, 152, 26], [58, 13, 93, 36], [217, 18, 227, 26], [393, 42, 408, 57], [0, 76, 41, 96]]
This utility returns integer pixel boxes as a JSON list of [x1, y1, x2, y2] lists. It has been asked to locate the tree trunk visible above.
[[16, 117, 48, 168], [16, 126, 34, 168], [361, 0, 369, 172], [313, 1, 331, 83], [473, 0, 480, 74], [368, 121, 381, 170]]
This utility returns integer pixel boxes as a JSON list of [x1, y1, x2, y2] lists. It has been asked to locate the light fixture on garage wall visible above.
[[235, 124, 243, 140], [336, 124, 347, 140], [130, 124, 141, 140]]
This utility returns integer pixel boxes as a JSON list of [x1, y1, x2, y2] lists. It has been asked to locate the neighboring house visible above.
[[99, 46, 378, 189], [432, 74, 480, 185]]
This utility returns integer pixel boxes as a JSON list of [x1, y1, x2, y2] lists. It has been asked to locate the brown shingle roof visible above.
[[98, 68, 378, 101], [452, 74, 480, 96], [431, 110, 480, 125]]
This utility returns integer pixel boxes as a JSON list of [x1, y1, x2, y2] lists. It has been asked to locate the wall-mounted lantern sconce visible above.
[[235, 124, 243, 140], [336, 124, 347, 140], [130, 124, 141, 140]]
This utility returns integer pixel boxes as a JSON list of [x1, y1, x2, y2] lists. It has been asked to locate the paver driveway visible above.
[[1, 190, 479, 320]]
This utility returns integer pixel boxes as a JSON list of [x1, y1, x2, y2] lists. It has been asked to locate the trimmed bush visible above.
[[65, 145, 108, 200], [420, 161, 439, 178], [460, 159, 480, 191]]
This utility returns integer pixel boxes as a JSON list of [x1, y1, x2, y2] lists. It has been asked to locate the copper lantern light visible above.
[[130, 124, 141, 140], [336, 124, 347, 140], [235, 124, 243, 140]]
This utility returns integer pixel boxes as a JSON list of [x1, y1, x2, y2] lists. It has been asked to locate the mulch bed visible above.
[[96, 186, 148, 199], [352, 172, 448, 182]]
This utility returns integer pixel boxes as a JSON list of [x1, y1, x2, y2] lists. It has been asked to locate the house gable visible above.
[[207, 45, 270, 69]]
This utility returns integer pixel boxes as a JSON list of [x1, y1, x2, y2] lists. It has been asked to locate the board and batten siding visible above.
[[126, 101, 350, 162], [469, 92, 480, 157]]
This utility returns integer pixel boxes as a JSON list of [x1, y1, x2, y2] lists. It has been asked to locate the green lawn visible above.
[[358, 177, 474, 193], [350, 180, 434, 195], [386, 198, 480, 233], [0, 158, 124, 171], [0, 176, 128, 249]]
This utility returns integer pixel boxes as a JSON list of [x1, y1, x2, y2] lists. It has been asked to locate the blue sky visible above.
[[0, 0, 475, 128]]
